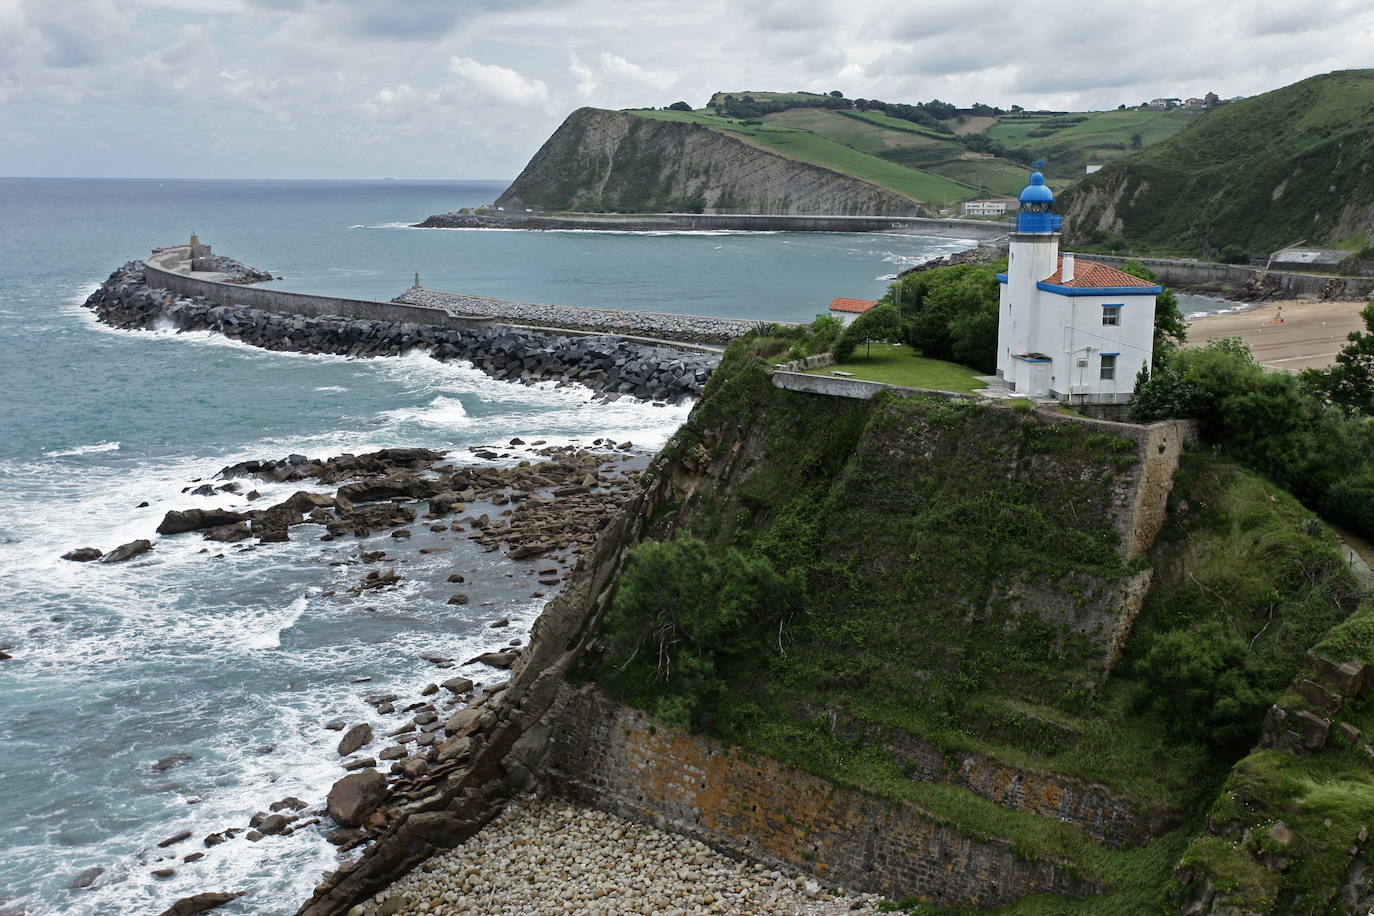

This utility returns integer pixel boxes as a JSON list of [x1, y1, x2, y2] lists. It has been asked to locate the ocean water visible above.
[[0, 178, 975, 916]]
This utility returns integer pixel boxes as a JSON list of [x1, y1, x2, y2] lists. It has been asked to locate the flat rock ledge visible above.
[[84, 262, 718, 404], [394, 288, 763, 346], [352, 797, 884, 916]]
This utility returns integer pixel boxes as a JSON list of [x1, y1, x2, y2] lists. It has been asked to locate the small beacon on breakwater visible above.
[[995, 171, 1160, 405]]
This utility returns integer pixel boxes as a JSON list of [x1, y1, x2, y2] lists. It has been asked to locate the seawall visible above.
[[416, 210, 1006, 238], [1083, 252, 1374, 301], [142, 247, 495, 332], [544, 686, 1104, 909], [88, 258, 718, 404]]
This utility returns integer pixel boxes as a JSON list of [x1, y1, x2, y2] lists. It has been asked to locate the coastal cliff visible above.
[[302, 324, 1372, 915], [493, 107, 926, 216]]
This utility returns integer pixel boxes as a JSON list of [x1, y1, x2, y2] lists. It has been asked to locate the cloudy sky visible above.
[[2, 0, 1371, 179]]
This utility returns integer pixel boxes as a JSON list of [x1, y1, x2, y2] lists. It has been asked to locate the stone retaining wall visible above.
[[545, 686, 1103, 909], [1084, 253, 1374, 300]]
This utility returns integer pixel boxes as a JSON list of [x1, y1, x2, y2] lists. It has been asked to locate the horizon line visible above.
[[0, 175, 513, 182]]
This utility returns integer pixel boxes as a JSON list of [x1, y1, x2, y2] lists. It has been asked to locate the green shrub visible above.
[[591, 535, 805, 729], [1132, 621, 1272, 749]]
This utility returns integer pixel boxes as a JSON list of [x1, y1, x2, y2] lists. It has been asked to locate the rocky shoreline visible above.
[[84, 262, 718, 405], [352, 796, 886, 916], [54, 441, 648, 916]]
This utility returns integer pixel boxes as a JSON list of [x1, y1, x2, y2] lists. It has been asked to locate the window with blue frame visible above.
[[1100, 353, 1118, 380], [1102, 304, 1122, 326]]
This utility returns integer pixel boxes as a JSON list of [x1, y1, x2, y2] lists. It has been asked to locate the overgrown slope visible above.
[[1058, 69, 1374, 256], [570, 335, 1367, 912]]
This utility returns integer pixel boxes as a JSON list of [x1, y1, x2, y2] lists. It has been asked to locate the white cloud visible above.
[[2, 0, 1373, 178], [448, 56, 549, 106], [569, 52, 676, 103]]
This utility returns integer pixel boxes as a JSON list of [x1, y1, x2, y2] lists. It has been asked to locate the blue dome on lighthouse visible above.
[[1015, 170, 1061, 234], [1019, 171, 1054, 203]]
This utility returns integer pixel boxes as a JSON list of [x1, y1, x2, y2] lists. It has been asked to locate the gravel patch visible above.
[[352, 797, 886, 916], [396, 288, 763, 346]]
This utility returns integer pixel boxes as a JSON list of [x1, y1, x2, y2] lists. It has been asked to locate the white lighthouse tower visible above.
[[995, 171, 1161, 406]]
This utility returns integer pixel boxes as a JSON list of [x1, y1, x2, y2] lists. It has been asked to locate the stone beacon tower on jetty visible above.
[[995, 170, 1161, 406]]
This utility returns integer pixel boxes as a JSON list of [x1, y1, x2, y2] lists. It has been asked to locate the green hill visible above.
[[496, 93, 1204, 216], [630, 100, 1199, 209], [1058, 69, 1374, 256]]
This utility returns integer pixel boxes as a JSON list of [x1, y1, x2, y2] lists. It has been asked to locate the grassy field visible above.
[[987, 108, 1204, 177], [804, 343, 987, 392], [630, 101, 1203, 207], [630, 108, 977, 208]]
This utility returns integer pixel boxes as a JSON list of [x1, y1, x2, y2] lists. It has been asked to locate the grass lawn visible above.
[[803, 343, 986, 393]]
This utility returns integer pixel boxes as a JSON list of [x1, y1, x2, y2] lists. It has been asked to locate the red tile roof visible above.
[[1042, 258, 1158, 289], [829, 297, 879, 313]]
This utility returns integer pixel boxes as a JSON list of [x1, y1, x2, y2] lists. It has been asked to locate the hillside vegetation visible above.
[[495, 93, 1200, 215], [1058, 69, 1374, 256], [570, 325, 1370, 912]]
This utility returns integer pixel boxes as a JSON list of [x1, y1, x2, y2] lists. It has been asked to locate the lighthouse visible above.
[[995, 170, 1161, 406]]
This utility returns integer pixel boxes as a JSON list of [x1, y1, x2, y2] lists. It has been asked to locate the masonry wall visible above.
[[545, 686, 1104, 909], [1083, 253, 1374, 300]]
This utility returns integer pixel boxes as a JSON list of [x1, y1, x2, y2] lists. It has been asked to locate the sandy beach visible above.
[[1186, 298, 1369, 372]]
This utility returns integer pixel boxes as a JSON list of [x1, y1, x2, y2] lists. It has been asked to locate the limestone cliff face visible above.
[[495, 108, 926, 216]]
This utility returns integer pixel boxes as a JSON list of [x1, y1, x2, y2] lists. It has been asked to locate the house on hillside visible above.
[[962, 198, 1018, 216], [995, 171, 1161, 406], [828, 297, 878, 326]]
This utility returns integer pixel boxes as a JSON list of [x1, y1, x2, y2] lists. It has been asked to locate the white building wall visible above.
[[997, 234, 1060, 382], [1047, 292, 1156, 400]]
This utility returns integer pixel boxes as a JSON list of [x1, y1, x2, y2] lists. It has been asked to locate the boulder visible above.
[[425, 492, 465, 516], [269, 796, 307, 812], [337, 723, 372, 757], [326, 769, 388, 827], [466, 650, 518, 669], [436, 734, 473, 763], [157, 509, 247, 535], [256, 813, 289, 835], [62, 547, 103, 562], [204, 523, 250, 543], [102, 539, 153, 563], [444, 706, 484, 736], [69, 866, 104, 889], [155, 891, 244, 916], [441, 677, 474, 694], [152, 753, 192, 772]]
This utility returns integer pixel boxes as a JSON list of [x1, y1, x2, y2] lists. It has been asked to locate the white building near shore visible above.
[[995, 171, 1161, 405]]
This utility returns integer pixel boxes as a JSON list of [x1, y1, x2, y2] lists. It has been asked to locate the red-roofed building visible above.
[[828, 297, 878, 326], [995, 171, 1160, 406]]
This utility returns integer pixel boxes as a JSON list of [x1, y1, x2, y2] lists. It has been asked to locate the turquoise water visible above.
[[0, 179, 976, 915]]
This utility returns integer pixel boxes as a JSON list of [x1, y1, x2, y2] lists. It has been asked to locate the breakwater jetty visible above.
[[85, 244, 720, 405], [415, 209, 1008, 238], [393, 286, 764, 346]]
